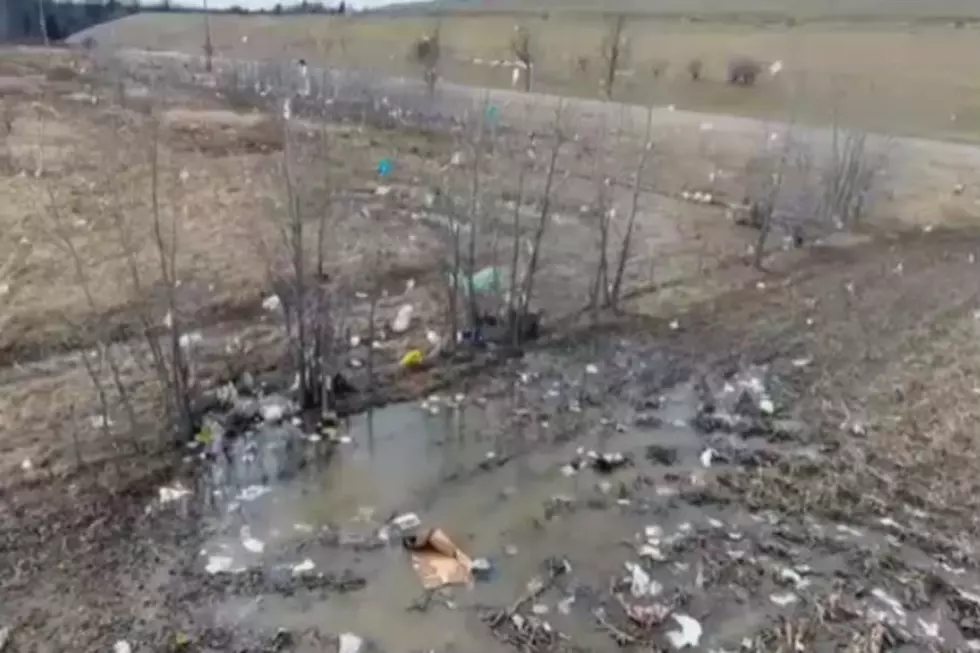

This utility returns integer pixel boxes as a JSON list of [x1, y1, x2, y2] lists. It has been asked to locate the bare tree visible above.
[[412, 23, 442, 99], [610, 106, 654, 309], [203, 0, 214, 73], [148, 120, 195, 439], [600, 14, 628, 100], [728, 57, 762, 86], [687, 58, 703, 81], [520, 102, 565, 331]]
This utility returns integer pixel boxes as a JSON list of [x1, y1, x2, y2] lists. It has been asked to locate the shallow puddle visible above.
[[189, 354, 980, 652]]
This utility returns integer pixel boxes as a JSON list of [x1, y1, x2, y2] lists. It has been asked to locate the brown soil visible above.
[[3, 46, 980, 653]]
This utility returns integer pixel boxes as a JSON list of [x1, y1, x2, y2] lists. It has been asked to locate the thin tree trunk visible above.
[[203, 0, 213, 73], [521, 119, 563, 320], [610, 106, 654, 309]]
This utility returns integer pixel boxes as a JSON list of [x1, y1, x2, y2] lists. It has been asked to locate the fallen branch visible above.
[[489, 558, 569, 629]]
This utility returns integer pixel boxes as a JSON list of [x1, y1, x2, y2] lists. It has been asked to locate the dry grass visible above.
[[78, 13, 980, 142]]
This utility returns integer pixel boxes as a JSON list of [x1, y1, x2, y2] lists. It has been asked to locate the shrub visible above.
[[727, 56, 762, 86], [410, 26, 441, 97], [687, 58, 703, 81], [651, 59, 669, 79]]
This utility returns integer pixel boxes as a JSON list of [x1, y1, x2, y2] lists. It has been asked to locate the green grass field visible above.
[[79, 11, 980, 142]]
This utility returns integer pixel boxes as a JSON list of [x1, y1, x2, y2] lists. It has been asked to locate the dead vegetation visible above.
[[3, 39, 980, 653]]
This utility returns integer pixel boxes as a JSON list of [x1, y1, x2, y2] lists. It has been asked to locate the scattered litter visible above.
[[426, 329, 441, 346], [918, 618, 940, 639], [159, 483, 191, 503], [375, 185, 392, 197], [699, 448, 715, 468], [639, 544, 666, 561], [770, 592, 798, 606], [391, 512, 422, 531], [391, 304, 414, 333], [179, 331, 203, 349], [261, 294, 281, 312], [453, 266, 504, 295], [592, 451, 630, 473], [403, 527, 474, 590], [377, 157, 393, 177], [400, 349, 424, 369], [836, 524, 863, 537], [666, 614, 702, 649], [585, 363, 599, 375], [236, 485, 271, 502], [338, 632, 364, 653], [769, 60, 784, 75], [113, 641, 132, 653], [0, 627, 8, 652], [625, 561, 662, 597], [90, 414, 113, 428], [21, 459, 32, 472], [791, 357, 812, 368], [778, 567, 810, 589], [205, 555, 234, 574], [531, 603, 550, 615], [669, 319, 680, 330], [871, 588, 905, 616], [292, 559, 316, 575], [242, 530, 265, 554], [759, 397, 775, 415], [471, 557, 494, 581], [557, 595, 575, 614], [260, 403, 285, 423]]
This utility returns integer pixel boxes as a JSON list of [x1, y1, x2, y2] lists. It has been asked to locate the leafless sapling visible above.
[[610, 106, 654, 309], [520, 102, 565, 330], [600, 14, 628, 99]]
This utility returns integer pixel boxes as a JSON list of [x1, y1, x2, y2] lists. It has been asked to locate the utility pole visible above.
[[38, 0, 49, 45]]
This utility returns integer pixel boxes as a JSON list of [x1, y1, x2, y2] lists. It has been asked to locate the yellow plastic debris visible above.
[[195, 425, 214, 446], [400, 348, 424, 369]]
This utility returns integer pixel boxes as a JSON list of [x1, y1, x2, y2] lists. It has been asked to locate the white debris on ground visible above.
[[666, 614, 702, 649], [158, 483, 191, 504], [112, 641, 132, 653], [338, 633, 364, 653], [391, 512, 421, 531], [235, 485, 271, 502], [291, 558, 316, 575], [625, 561, 662, 597], [261, 294, 282, 312], [391, 303, 414, 333], [205, 555, 235, 574], [241, 527, 265, 554]]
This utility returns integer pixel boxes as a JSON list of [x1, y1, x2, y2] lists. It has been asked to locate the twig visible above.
[[594, 607, 639, 645], [490, 565, 563, 629]]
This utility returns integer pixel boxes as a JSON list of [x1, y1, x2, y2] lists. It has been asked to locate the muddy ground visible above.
[[4, 47, 980, 653]]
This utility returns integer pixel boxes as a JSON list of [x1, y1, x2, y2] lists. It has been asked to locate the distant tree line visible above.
[[0, 0, 347, 43]]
